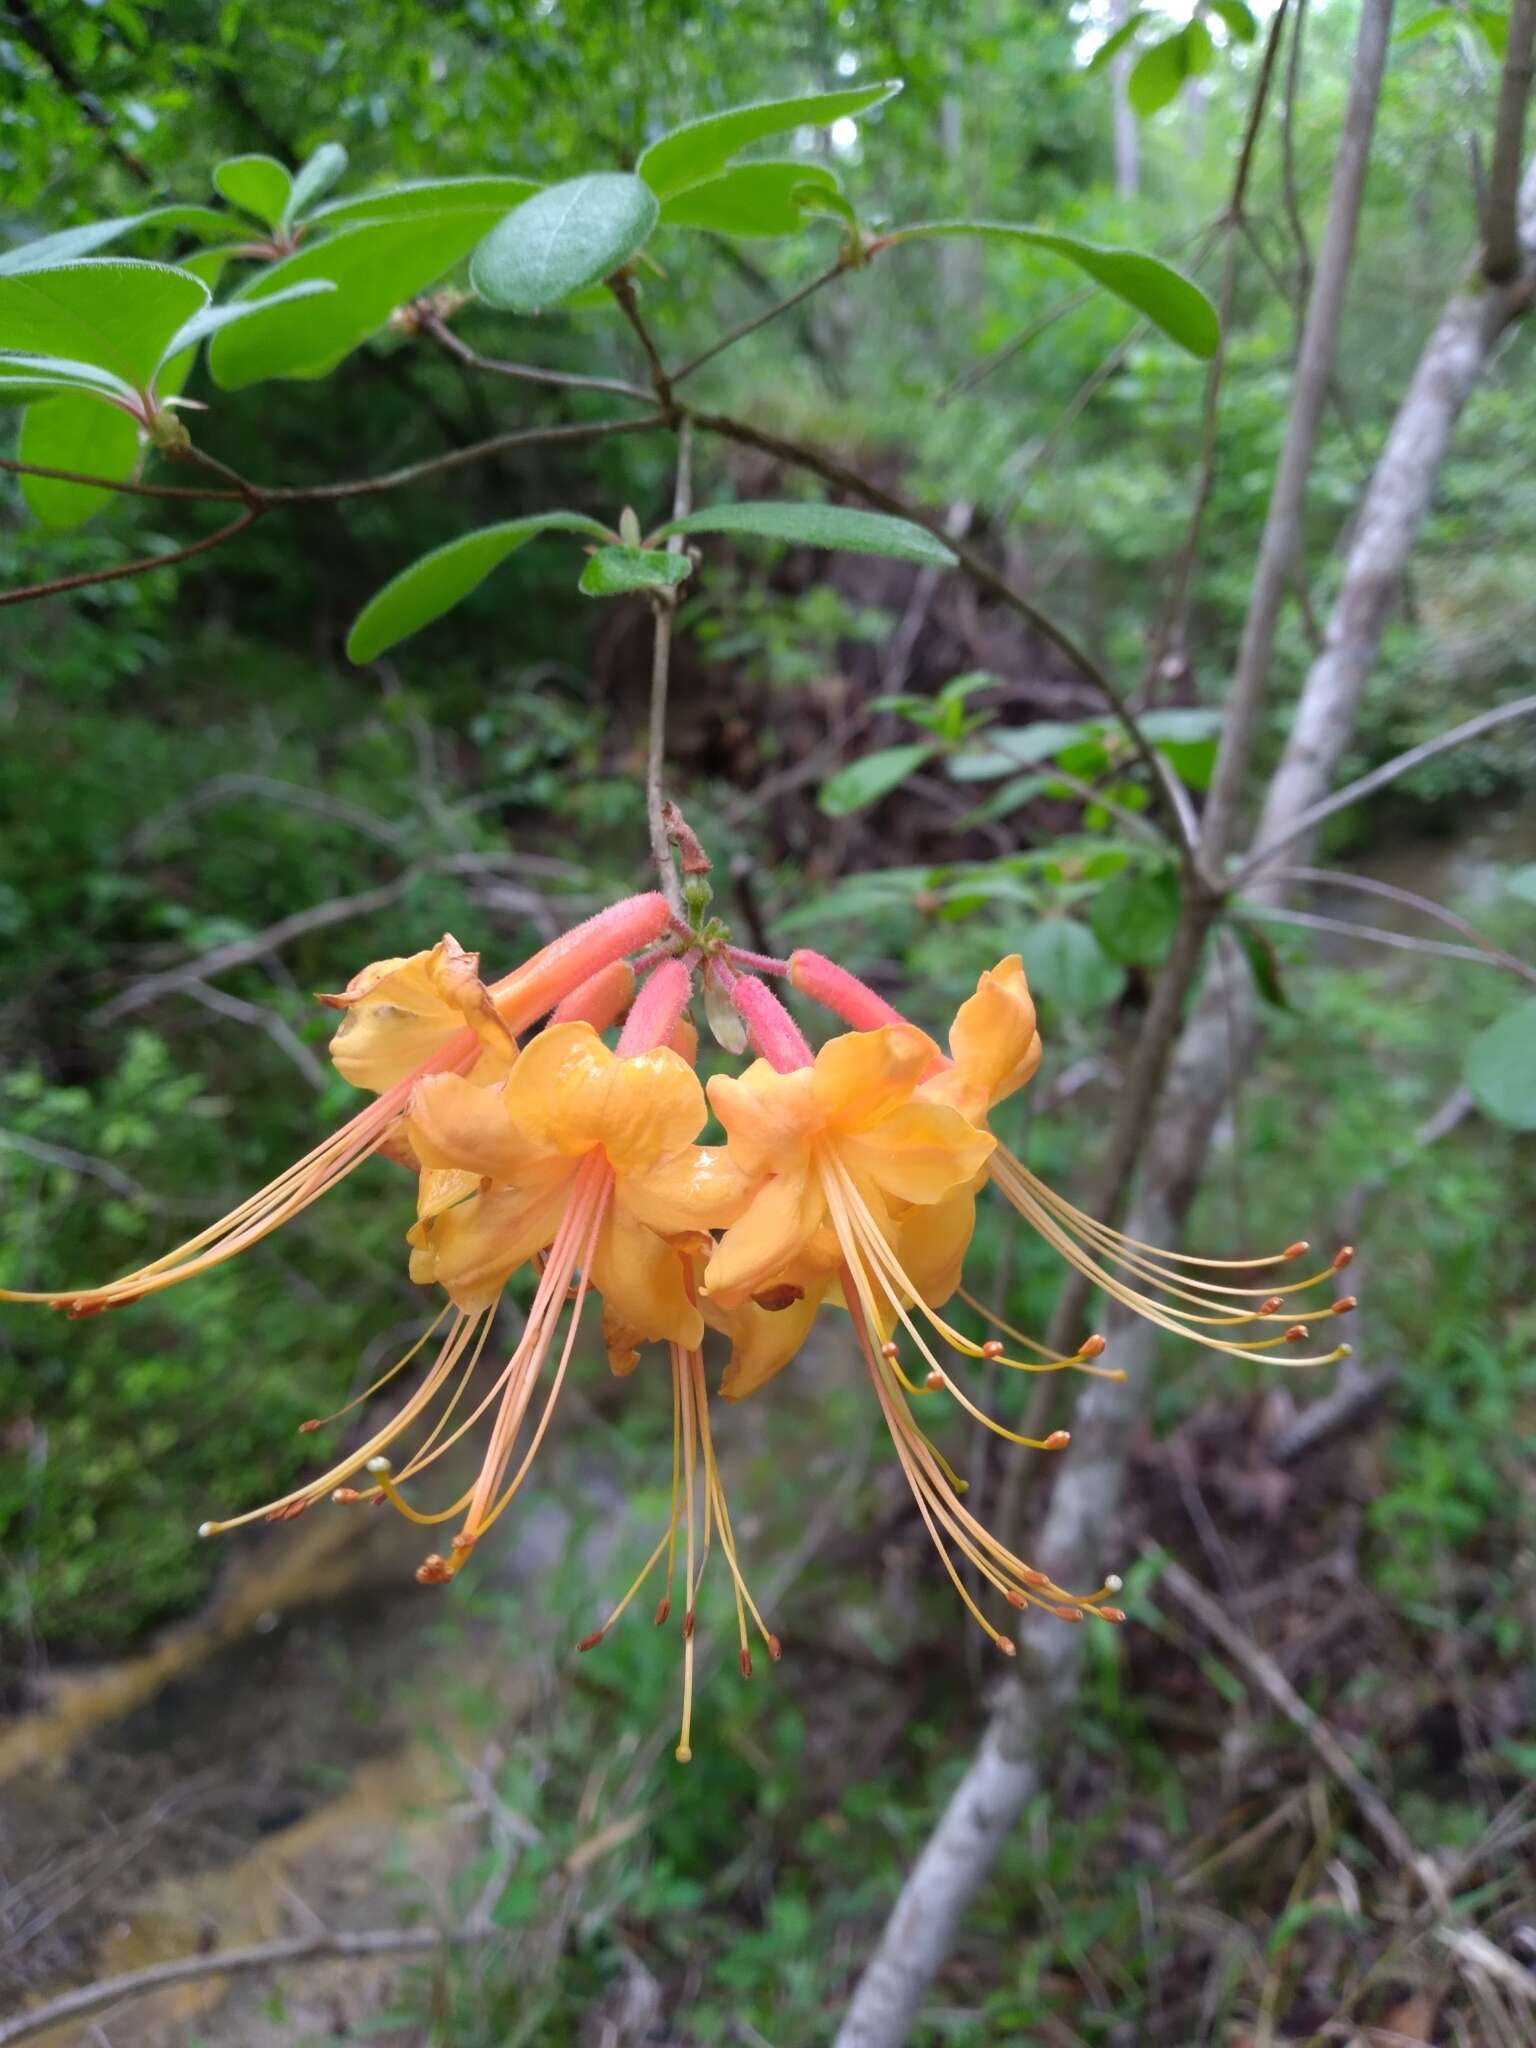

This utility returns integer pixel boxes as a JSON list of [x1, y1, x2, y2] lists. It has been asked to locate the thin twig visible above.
[[609, 272, 675, 412], [671, 258, 849, 385], [264, 414, 661, 503], [0, 510, 262, 608], [1234, 694, 1536, 887], [421, 310, 653, 402], [0, 1923, 479, 2048], [1280, 0, 1314, 312], [686, 406, 1192, 860], [1242, 903, 1536, 975], [1264, 864, 1536, 986], [0, 458, 240, 502], [645, 421, 694, 916]]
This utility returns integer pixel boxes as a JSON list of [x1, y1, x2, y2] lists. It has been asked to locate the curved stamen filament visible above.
[[989, 1154, 1352, 1370]]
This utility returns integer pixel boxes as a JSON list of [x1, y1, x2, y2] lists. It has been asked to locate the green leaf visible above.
[[883, 221, 1218, 359], [0, 260, 209, 392], [637, 82, 902, 201], [1231, 919, 1289, 1010], [1128, 32, 1192, 116], [577, 545, 693, 597], [1394, 8, 1460, 43], [0, 207, 237, 276], [1208, 0, 1259, 42], [0, 352, 138, 405], [1473, 7, 1510, 56], [965, 771, 1052, 822], [469, 174, 659, 314], [947, 721, 1088, 781], [16, 393, 140, 528], [1089, 864, 1180, 966], [658, 161, 844, 238], [159, 278, 335, 363], [1018, 920, 1125, 1013], [346, 513, 613, 662], [1183, 18, 1216, 73], [819, 743, 936, 817], [307, 175, 541, 230], [1142, 706, 1223, 789], [284, 142, 349, 225], [1087, 13, 1149, 70], [208, 214, 495, 388], [656, 500, 956, 567], [1504, 864, 1536, 907], [213, 154, 294, 230], [1464, 999, 1536, 1130]]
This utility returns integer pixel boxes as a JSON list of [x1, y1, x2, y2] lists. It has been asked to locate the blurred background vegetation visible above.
[[1, 1, 1533, 2042]]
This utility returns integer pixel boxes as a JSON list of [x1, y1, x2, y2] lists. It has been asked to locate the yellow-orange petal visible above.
[[587, 1045, 707, 1177], [811, 1024, 942, 1133], [409, 1177, 573, 1311], [706, 1062, 818, 1181], [619, 1144, 754, 1237], [947, 955, 1042, 1117], [895, 1181, 978, 1309], [407, 1072, 543, 1183], [716, 1286, 824, 1400], [324, 935, 516, 1094], [703, 1167, 827, 1310], [837, 1100, 995, 1207], [496, 1022, 614, 1157], [590, 1204, 702, 1349]]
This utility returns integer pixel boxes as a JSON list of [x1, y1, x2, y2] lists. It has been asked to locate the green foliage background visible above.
[[2, 2, 1534, 2040]]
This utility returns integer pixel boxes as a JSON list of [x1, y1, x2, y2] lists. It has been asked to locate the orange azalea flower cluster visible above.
[[2, 891, 1355, 1761]]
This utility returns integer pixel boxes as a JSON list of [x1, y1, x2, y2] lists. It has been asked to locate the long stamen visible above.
[[989, 1153, 1352, 1370]]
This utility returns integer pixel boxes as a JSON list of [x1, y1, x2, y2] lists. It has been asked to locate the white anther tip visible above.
[[197, 1521, 216, 1539], [1104, 1574, 1123, 1594], [365, 1455, 392, 1474]]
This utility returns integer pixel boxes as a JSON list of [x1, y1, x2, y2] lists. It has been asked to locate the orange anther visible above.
[[1079, 1334, 1107, 1360], [981, 1339, 1004, 1360], [1098, 1607, 1127, 1625], [1053, 1605, 1085, 1623], [682, 1607, 696, 1640], [1284, 1324, 1309, 1343], [1330, 1295, 1357, 1316], [299, 1418, 322, 1434], [995, 1634, 1018, 1656], [576, 1630, 604, 1653], [1283, 1241, 1309, 1260], [768, 1634, 784, 1660], [654, 1596, 671, 1627], [881, 1341, 900, 1360], [1259, 1295, 1283, 1315], [332, 1487, 362, 1505], [739, 1649, 753, 1680], [450, 1530, 477, 1552], [1021, 1567, 1051, 1588], [1044, 1429, 1071, 1450], [1332, 1244, 1355, 1271], [415, 1555, 454, 1585], [924, 1369, 946, 1391], [1005, 1589, 1026, 1609]]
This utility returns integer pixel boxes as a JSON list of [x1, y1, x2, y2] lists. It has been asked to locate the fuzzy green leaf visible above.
[[470, 174, 659, 314], [208, 213, 494, 388], [0, 260, 209, 392], [347, 513, 613, 662], [1128, 32, 1193, 116], [884, 219, 1218, 358], [0, 352, 138, 405], [0, 207, 237, 277], [1089, 864, 1180, 965], [213, 154, 293, 230], [638, 82, 900, 201], [578, 545, 693, 597], [658, 161, 844, 237], [656, 500, 955, 567], [307, 175, 541, 231], [1208, 0, 1258, 43], [1018, 920, 1125, 1013], [1464, 999, 1536, 1129], [16, 393, 141, 529], [160, 278, 335, 362], [819, 743, 936, 817], [284, 142, 349, 225]]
